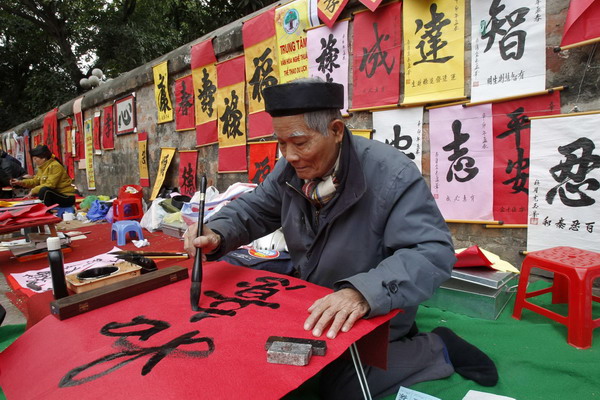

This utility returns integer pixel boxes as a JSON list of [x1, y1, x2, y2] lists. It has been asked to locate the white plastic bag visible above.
[[140, 198, 167, 232]]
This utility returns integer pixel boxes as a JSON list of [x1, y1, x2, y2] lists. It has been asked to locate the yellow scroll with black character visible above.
[[152, 61, 174, 123], [150, 147, 176, 201]]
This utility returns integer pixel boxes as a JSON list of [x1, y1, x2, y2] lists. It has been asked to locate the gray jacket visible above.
[[208, 130, 455, 339]]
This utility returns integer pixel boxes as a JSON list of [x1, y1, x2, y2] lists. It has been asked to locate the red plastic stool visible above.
[[113, 198, 144, 221], [512, 246, 600, 349]]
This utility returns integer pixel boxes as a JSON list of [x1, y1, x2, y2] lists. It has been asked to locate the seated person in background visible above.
[[0, 149, 27, 198], [10, 145, 76, 207], [184, 78, 498, 399]]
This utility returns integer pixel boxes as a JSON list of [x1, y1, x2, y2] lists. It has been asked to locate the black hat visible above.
[[30, 145, 52, 159], [263, 80, 344, 117]]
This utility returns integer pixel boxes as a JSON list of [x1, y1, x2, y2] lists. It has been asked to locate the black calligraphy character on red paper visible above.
[[190, 276, 306, 323], [59, 316, 214, 387], [546, 137, 600, 207], [481, 0, 530, 60], [251, 156, 272, 184], [249, 48, 278, 103], [316, 33, 340, 83], [443, 120, 479, 182], [386, 124, 415, 160], [103, 112, 113, 140], [322, 0, 340, 13], [180, 162, 195, 196], [198, 68, 217, 117], [497, 107, 529, 194], [414, 4, 453, 65], [157, 73, 171, 114], [177, 80, 193, 116], [360, 23, 395, 78], [220, 90, 244, 139]]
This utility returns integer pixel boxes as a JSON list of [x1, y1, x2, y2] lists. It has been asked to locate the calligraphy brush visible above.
[[190, 175, 207, 311]]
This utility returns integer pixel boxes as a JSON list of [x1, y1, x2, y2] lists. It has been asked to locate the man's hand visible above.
[[183, 223, 222, 259], [304, 288, 370, 339]]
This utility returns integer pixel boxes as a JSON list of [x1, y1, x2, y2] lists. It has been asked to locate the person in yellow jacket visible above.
[[10, 145, 76, 207]]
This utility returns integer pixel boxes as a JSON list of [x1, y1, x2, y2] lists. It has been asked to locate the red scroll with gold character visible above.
[[175, 74, 195, 132], [217, 56, 247, 173], [492, 92, 561, 224], [178, 150, 198, 197], [351, 2, 402, 110], [191, 40, 218, 147], [248, 141, 278, 184], [243, 7, 279, 139], [93, 111, 102, 152]]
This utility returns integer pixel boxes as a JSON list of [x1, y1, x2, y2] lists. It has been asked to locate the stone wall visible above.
[[3, 0, 599, 269]]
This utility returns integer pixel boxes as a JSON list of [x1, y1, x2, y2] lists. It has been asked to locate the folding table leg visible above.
[[349, 343, 372, 400]]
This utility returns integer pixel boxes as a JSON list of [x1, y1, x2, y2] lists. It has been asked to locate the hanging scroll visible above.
[[178, 150, 198, 197], [560, 0, 600, 48], [243, 7, 279, 139], [470, 0, 546, 103], [527, 112, 600, 252], [153, 60, 174, 124], [403, 0, 465, 106], [84, 117, 96, 191], [275, 0, 311, 83], [351, 2, 402, 110], [150, 147, 176, 200], [492, 92, 560, 224], [248, 141, 278, 184], [102, 104, 114, 150], [191, 40, 218, 146], [23, 130, 33, 176], [63, 121, 75, 179], [43, 108, 60, 160], [429, 104, 494, 220], [317, 0, 348, 28], [93, 111, 102, 154], [372, 107, 424, 172], [138, 132, 150, 188], [217, 56, 247, 173], [174, 75, 195, 132], [73, 97, 84, 160], [307, 20, 350, 114]]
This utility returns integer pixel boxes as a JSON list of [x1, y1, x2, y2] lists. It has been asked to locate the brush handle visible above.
[[190, 175, 208, 310]]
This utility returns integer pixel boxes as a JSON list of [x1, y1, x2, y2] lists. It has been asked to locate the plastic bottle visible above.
[[47, 237, 69, 299]]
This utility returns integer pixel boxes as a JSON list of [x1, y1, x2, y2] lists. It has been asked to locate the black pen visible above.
[[190, 175, 207, 311]]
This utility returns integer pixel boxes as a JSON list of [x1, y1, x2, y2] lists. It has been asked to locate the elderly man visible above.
[[184, 78, 497, 398]]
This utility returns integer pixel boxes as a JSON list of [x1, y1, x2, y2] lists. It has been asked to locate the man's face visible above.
[[273, 115, 343, 180]]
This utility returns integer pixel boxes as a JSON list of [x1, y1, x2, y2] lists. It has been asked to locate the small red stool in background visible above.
[[113, 184, 144, 221], [512, 246, 600, 349]]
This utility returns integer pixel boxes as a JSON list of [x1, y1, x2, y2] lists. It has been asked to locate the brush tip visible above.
[[190, 282, 201, 311]]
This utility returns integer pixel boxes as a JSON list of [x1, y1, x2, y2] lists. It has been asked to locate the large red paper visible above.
[[248, 110, 273, 139], [191, 39, 217, 70], [561, 0, 600, 47], [454, 245, 493, 268], [351, 2, 402, 110], [218, 144, 247, 173], [359, 0, 384, 12], [43, 108, 61, 161], [178, 150, 198, 197], [0, 263, 396, 400], [248, 141, 277, 184], [175, 75, 195, 131], [102, 104, 115, 150], [492, 92, 561, 224], [196, 120, 218, 146]]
